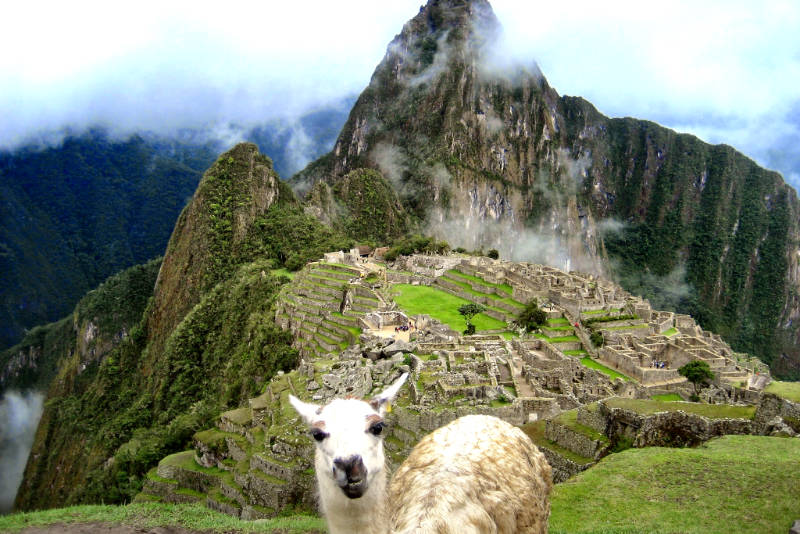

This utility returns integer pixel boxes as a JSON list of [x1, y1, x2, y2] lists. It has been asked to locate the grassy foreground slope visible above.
[[0, 502, 324, 533], [549, 435, 800, 534], [5, 435, 798, 533]]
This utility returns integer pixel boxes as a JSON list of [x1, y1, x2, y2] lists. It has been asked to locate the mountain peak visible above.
[[385, 0, 500, 76]]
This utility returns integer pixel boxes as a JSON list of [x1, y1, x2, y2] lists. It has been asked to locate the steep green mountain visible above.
[[0, 101, 352, 354], [13, 144, 352, 510], [0, 258, 162, 394], [0, 130, 219, 351], [293, 0, 800, 378], [9, 0, 800, 517]]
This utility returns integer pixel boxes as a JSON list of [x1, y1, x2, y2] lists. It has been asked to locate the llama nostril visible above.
[[334, 455, 366, 484]]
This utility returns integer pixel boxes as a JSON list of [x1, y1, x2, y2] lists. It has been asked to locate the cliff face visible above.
[[294, 0, 800, 377]]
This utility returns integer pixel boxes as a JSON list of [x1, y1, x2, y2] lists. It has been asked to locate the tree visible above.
[[590, 331, 604, 348], [678, 360, 714, 394], [458, 303, 486, 335], [517, 300, 547, 332]]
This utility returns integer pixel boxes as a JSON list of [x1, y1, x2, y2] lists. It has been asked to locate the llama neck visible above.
[[317, 459, 389, 534]]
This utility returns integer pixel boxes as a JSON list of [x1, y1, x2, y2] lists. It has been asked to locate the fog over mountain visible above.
[[2, 1, 798, 186]]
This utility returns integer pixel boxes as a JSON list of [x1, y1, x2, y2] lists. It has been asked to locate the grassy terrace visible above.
[[651, 393, 683, 402], [575, 356, 631, 381], [604, 398, 757, 419], [521, 421, 595, 465], [547, 335, 580, 343], [764, 380, 800, 402], [661, 327, 679, 336], [446, 269, 514, 295], [581, 308, 623, 315], [555, 408, 609, 443], [440, 273, 523, 309], [391, 284, 506, 332], [602, 323, 650, 331], [269, 268, 296, 280], [549, 435, 800, 534]]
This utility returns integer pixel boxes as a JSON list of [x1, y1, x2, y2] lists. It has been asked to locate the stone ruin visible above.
[[137, 252, 791, 517]]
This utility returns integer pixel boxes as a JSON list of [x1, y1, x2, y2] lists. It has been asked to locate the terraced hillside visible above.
[[135, 252, 793, 517]]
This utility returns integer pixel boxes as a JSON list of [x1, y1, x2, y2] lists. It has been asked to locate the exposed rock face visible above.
[[293, 0, 800, 377]]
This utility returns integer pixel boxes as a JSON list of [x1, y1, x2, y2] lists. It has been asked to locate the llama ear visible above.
[[289, 395, 320, 425], [370, 372, 408, 415]]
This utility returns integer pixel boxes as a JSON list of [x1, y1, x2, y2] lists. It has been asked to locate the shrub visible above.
[[590, 331, 605, 347], [517, 300, 547, 332], [487, 249, 499, 260]]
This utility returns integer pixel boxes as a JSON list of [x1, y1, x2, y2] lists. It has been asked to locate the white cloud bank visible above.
[[1, 0, 798, 186]]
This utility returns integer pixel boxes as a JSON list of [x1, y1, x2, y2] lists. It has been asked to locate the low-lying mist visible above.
[[0, 390, 44, 514]]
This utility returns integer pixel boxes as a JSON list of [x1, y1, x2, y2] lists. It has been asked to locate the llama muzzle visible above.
[[333, 455, 368, 498]]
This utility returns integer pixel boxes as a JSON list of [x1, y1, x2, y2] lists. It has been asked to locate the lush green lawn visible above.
[[661, 327, 678, 336], [581, 357, 632, 381], [651, 393, 683, 402], [391, 284, 506, 332], [446, 269, 514, 294], [605, 397, 757, 419], [764, 380, 800, 402], [0, 503, 325, 533], [550, 435, 800, 534]]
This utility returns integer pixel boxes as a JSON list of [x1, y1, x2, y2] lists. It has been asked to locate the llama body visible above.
[[390, 414, 552, 534], [289, 374, 551, 534]]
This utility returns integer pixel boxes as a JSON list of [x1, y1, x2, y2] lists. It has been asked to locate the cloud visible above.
[[0, 0, 798, 187], [0, 390, 44, 513]]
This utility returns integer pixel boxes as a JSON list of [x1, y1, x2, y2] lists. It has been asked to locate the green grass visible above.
[[547, 317, 570, 325], [555, 409, 609, 443], [445, 269, 514, 295], [581, 358, 631, 381], [270, 268, 296, 280], [441, 275, 523, 309], [0, 502, 326, 533], [602, 323, 650, 331], [605, 397, 757, 419], [549, 435, 800, 534], [543, 324, 575, 332], [661, 327, 679, 336], [521, 421, 595, 465], [651, 393, 684, 402], [549, 335, 580, 343], [391, 284, 506, 332], [581, 308, 622, 315], [563, 349, 588, 356], [764, 380, 800, 402]]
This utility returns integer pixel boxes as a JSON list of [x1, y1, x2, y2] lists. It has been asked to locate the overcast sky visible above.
[[2, 0, 799, 187]]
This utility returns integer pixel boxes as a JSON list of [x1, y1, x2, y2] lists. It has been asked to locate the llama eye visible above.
[[311, 429, 328, 442], [369, 422, 385, 436]]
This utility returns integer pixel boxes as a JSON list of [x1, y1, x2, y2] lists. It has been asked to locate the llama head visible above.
[[289, 372, 408, 500]]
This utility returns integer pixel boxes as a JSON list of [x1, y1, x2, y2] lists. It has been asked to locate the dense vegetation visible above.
[[12, 145, 337, 510], [0, 130, 219, 350], [0, 258, 162, 393]]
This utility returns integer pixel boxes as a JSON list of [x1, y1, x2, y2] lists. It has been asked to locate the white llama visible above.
[[289, 373, 552, 534]]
